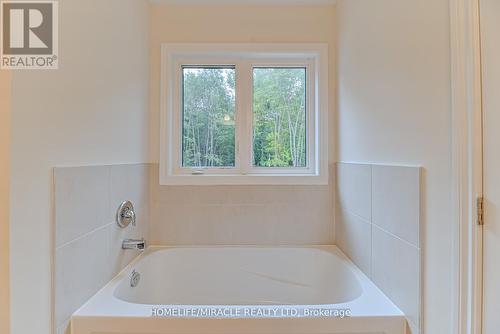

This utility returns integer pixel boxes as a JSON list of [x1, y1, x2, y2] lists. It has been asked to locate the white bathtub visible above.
[[71, 246, 407, 334]]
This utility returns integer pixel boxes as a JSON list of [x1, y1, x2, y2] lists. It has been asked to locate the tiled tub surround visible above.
[[53, 162, 422, 333], [54, 163, 334, 333], [335, 163, 421, 333], [149, 164, 335, 245], [54, 164, 151, 334]]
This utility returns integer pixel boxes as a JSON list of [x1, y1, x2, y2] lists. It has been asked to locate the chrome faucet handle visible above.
[[123, 208, 136, 226], [116, 201, 136, 228]]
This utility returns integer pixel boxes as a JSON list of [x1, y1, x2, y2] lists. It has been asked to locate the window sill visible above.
[[160, 173, 329, 186]]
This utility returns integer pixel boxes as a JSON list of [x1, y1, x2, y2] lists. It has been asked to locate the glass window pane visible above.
[[182, 66, 236, 168], [253, 67, 307, 168]]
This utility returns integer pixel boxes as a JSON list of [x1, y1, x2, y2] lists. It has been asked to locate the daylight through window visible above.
[[182, 66, 236, 168], [253, 67, 307, 168], [161, 44, 328, 185]]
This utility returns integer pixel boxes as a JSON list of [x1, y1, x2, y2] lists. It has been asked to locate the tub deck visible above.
[[71, 246, 407, 334]]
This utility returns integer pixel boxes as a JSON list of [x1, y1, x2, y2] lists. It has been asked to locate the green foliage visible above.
[[182, 67, 235, 167], [181, 66, 307, 169], [253, 68, 306, 167]]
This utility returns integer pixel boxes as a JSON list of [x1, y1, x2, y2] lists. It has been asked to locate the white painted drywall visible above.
[[149, 0, 337, 6], [0, 69, 11, 334], [150, 0, 337, 4], [9, 1, 150, 333], [336, 1, 452, 333], [480, 0, 500, 332]]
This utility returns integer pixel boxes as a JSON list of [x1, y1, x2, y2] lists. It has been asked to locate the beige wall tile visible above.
[[372, 225, 420, 329], [55, 164, 150, 330], [336, 163, 372, 220], [372, 165, 421, 247], [335, 162, 421, 333], [335, 207, 372, 275], [55, 228, 109, 326], [55, 166, 111, 247]]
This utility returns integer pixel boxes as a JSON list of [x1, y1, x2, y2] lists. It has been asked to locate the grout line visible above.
[[55, 222, 114, 251], [371, 223, 420, 250], [337, 204, 372, 225], [407, 318, 420, 334], [336, 161, 423, 168], [56, 316, 71, 333], [53, 162, 150, 169]]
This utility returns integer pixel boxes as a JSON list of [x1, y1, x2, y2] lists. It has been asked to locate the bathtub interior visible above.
[[72, 246, 406, 334], [113, 247, 364, 306]]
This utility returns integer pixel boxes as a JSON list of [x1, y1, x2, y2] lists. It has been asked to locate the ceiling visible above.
[[150, 0, 336, 5]]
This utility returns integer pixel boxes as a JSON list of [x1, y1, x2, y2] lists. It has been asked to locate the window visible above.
[[253, 67, 307, 168], [182, 66, 236, 168], [161, 44, 328, 185]]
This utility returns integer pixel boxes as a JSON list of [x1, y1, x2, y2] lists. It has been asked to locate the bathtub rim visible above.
[[72, 245, 404, 321]]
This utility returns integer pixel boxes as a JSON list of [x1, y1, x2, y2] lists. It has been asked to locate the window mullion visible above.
[[236, 61, 253, 175]]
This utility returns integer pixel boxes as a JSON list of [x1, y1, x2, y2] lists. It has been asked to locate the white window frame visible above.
[[160, 43, 328, 185]]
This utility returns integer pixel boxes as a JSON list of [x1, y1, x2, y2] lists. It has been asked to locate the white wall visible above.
[[9, 1, 150, 333], [0, 69, 11, 334], [336, 1, 452, 333], [149, 4, 336, 246], [480, 0, 500, 332]]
